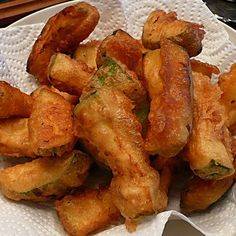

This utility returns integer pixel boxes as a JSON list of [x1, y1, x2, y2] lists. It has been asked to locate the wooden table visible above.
[[0, 0, 70, 27]]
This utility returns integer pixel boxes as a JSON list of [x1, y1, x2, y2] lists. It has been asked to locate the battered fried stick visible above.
[[219, 63, 236, 134], [0, 151, 91, 201], [30, 87, 76, 156], [97, 30, 143, 78], [0, 81, 33, 118], [74, 88, 167, 228], [27, 2, 100, 84], [187, 72, 234, 179], [49, 53, 93, 95], [142, 10, 205, 57], [56, 188, 121, 236], [144, 40, 192, 157], [180, 174, 235, 214]]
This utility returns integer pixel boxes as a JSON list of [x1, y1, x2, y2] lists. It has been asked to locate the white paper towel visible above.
[[0, 0, 236, 235]]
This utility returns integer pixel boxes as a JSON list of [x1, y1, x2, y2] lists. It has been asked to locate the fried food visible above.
[[0, 151, 91, 201], [191, 59, 220, 77], [74, 40, 100, 70], [27, 2, 100, 84], [74, 87, 167, 227], [49, 53, 93, 95], [82, 57, 147, 107], [142, 10, 205, 57], [218, 63, 236, 133], [187, 72, 234, 179], [56, 188, 121, 236], [97, 30, 143, 77], [180, 174, 234, 214], [0, 81, 33, 118], [30, 87, 75, 156], [144, 40, 192, 157], [0, 118, 33, 157]]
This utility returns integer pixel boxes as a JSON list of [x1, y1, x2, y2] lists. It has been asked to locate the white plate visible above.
[[7, 1, 236, 236]]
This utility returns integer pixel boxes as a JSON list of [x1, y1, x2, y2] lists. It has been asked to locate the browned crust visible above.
[[27, 2, 100, 84], [145, 39, 192, 157], [0, 81, 33, 118]]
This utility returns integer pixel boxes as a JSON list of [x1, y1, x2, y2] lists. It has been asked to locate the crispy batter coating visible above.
[[191, 59, 220, 77], [0, 151, 91, 201], [30, 87, 76, 156], [0, 118, 33, 157], [27, 2, 99, 84], [74, 40, 101, 70], [142, 10, 205, 57], [82, 57, 147, 107], [219, 63, 236, 133], [97, 30, 143, 78], [49, 53, 93, 95], [187, 72, 234, 179], [145, 40, 192, 157], [0, 81, 33, 118], [74, 88, 167, 226], [56, 188, 121, 236], [180, 174, 234, 214]]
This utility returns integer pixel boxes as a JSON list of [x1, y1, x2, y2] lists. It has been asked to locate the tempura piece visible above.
[[0, 151, 91, 201], [145, 40, 192, 157], [27, 2, 100, 84], [74, 40, 100, 70], [187, 72, 234, 179], [56, 188, 121, 236], [191, 59, 220, 77], [49, 53, 93, 95], [30, 87, 75, 156], [74, 87, 167, 227], [97, 30, 143, 77], [219, 63, 236, 133], [0, 81, 33, 118], [82, 57, 147, 107], [180, 174, 234, 214], [0, 118, 33, 157], [142, 10, 205, 57]]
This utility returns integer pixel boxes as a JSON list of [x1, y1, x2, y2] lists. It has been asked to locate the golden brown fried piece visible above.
[[49, 53, 93, 96], [0, 150, 91, 201], [142, 10, 205, 57], [0, 81, 33, 118], [27, 2, 100, 84], [180, 174, 234, 214], [74, 87, 167, 227], [219, 63, 236, 133], [187, 72, 234, 179], [56, 188, 121, 236], [191, 59, 220, 77], [97, 30, 143, 78], [74, 40, 100, 70], [30, 87, 76, 156], [0, 118, 33, 157], [145, 40, 192, 157]]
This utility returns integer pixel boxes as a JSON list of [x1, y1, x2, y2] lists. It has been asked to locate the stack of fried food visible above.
[[0, 2, 236, 235]]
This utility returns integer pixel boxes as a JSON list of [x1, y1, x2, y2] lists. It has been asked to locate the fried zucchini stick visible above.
[[187, 72, 234, 179], [219, 63, 236, 134], [30, 87, 76, 156], [97, 30, 143, 78], [0, 81, 33, 118], [74, 88, 167, 228], [144, 40, 192, 157], [180, 174, 235, 214], [56, 188, 121, 236], [0, 151, 91, 201], [27, 2, 99, 84], [142, 10, 205, 57], [49, 53, 93, 96]]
